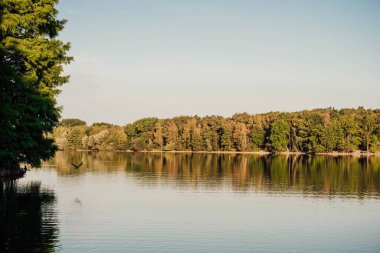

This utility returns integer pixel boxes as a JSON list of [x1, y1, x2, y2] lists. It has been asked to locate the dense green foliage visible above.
[[0, 0, 71, 170], [1, 0, 72, 99], [0, 61, 58, 169], [53, 120, 126, 151], [54, 108, 380, 153]]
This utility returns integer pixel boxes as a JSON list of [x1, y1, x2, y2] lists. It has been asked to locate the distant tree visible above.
[[233, 123, 249, 151], [133, 118, 158, 134], [92, 122, 113, 127], [360, 109, 376, 152], [220, 122, 233, 151], [81, 125, 126, 151], [60, 119, 87, 127], [131, 137, 147, 151], [164, 121, 178, 151], [202, 116, 224, 151], [201, 125, 214, 151], [85, 130, 110, 151], [232, 113, 252, 124], [153, 121, 164, 150], [181, 122, 192, 150], [320, 123, 338, 152], [336, 114, 360, 152], [303, 113, 325, 152], [125, 124, 137, 149], [191, 126, 203, 151], [66, 127, 85, 150], [124, 118, 158, 151], [269, 118, 290, 152], [250, 124, 265, 150]]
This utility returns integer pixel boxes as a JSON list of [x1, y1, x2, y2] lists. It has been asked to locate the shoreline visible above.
[[0, 167, 27, 179], [58, 149, 379, 156]]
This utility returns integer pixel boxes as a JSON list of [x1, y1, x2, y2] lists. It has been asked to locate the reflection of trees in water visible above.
[[0, 181, 59, 253], [47, 151, 380, 197], [127, 154, 380, 197], [46, 151, 127, 174]]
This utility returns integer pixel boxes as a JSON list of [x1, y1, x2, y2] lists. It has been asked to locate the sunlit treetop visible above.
[[1, 0, 73, 101]]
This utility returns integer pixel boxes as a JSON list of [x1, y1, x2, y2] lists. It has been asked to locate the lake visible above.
[[1, 152, 380, 253]]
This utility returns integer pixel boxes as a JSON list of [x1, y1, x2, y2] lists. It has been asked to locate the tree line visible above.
[[54, 107, 380, 153]]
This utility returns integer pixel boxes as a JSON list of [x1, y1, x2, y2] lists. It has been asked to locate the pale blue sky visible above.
[[57, 0, 380, 125]]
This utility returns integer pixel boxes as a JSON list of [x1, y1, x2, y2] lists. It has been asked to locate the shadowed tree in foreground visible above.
[[0, 0, 72, 175], [0, 61, 58, 175]]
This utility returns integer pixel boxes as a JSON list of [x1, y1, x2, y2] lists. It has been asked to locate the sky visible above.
[[57, 0, 380, 125]]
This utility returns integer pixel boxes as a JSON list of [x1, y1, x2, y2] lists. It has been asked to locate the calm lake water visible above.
[[1, 152, 380, 253]]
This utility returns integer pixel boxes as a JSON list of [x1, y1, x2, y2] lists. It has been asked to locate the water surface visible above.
[[1, 152, 380, 252]]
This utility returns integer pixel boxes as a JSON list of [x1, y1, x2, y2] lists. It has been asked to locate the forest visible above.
[[53, 107, 380, 154]]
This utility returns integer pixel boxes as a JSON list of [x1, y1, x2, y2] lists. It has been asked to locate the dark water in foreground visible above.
[[1, 152, 380, 253]]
